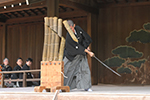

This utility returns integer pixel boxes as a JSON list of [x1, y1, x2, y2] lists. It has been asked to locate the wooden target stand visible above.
[[34, 17, 70, 92], [34, 61, 70, 92]]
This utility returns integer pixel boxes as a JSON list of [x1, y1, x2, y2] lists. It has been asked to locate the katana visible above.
[[93, 56, 121, 77], [46, 25, 62, 38]]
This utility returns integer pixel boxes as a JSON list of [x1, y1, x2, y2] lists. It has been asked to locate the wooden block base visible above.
[[51, 86, 70, 92], [36, 61, 70, 93], [34, 86, 45, 92], [34, 86, 70, 92]]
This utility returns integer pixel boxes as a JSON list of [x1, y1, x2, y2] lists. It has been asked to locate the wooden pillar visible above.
[[1, 74, 5, 88], [47, 0, 59, 17], [87, 13, 98, 85], [2, 23, 7, 59], [23, 72, 27, 87]]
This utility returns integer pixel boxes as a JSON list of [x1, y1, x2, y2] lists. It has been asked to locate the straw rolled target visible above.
[[42, 17, 65, 61], [42, 17, 49, 61], [63, 20, 78, 43]]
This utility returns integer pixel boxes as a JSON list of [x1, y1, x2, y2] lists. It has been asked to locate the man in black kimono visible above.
[[11, 57, 23, 86], [19, 58, 33, 87], [63, 20, 94, 91]]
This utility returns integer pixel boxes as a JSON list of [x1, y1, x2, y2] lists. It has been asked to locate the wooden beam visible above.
[[9, 12, 18, 17], [16, 11, 24, 17], [0, 0, 24, 7], [29, 9, 38, 15], [20, 10, 27, 16], [36, 8, 44, 14], [22, 10, 30, 16], [59, 0, 99, 15], [2, 23, 7, 59], [0, 0, 46, 14], [6, 15, 45, 24], [59, 10, 87, 19], [2, 13, 11, 18], [99, 1, 150, 8]]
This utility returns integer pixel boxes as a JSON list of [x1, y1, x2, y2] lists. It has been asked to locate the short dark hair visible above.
[[17, 57, 23, 62], [26, 58, 33, 62]]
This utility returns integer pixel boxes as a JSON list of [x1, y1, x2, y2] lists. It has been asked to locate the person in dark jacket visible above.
[[11, 57, 23, 86], [1, 58, 12, 79], [1, 58, 13, 87], [63, 20, 94, 91], [19, 58, 33, 87]]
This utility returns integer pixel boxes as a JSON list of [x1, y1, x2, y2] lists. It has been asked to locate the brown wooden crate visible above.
[[41, 61, 64, 88]]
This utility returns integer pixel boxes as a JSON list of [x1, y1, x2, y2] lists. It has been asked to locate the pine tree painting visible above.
[[104, 22, 150, 84]]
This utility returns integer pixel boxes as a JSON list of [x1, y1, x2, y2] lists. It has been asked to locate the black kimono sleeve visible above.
[[75, 26, 92, 48], [21, 64, 32, 79], [1, 65, 12, 79], [11, 65, 21, 79], [13, 65, 21, 71]]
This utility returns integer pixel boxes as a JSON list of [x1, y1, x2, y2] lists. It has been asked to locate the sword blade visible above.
[[46, 25, 61, 38], [94, 56, 121, 77]]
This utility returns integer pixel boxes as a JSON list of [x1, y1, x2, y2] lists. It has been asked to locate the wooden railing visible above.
[[0, 69, 41, 88]]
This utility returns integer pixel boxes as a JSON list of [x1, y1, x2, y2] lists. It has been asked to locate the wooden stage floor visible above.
[[1, 84, 150, 100]]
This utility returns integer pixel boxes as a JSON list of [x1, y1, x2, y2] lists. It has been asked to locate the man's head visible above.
[[16, 57, 23, 66], [3, 58, 9, 65], [26, 58, 33, 67], [67, 20, 75, 33]]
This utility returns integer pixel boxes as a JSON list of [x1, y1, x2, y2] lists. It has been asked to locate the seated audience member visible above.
[[19, 58, 33, 87], [1, 58, 13, 87], [11, 57, 23, 86], [1, 58, 12, 79]]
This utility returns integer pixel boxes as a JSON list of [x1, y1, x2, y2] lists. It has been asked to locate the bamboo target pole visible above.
[[50, 17, 57, 61], [58, 19, 62, 37], [53, 19, 62, 60], [63, 20, 78, 43], [53, 17, 59, 61], [47, 17, 53, 61], [58, 37, 65, 61], [42, 17, 49, 61]]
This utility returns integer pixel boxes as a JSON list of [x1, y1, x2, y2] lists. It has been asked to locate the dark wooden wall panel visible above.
[[98, 6, 150, 84], [89, 14, 98, 85], [6, 23, 44, 70], [0, 25, 5, 63]]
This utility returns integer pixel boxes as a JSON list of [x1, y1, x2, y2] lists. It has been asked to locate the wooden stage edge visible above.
[[1, 84, 150, 100]]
